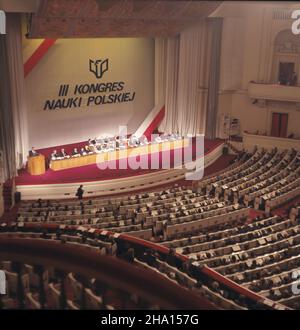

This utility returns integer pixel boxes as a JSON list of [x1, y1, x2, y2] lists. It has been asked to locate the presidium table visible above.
[[50, 139, 190, 171], [27, 154, 46, 175]]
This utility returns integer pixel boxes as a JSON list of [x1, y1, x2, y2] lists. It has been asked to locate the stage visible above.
[[16, 139, 225, 200]]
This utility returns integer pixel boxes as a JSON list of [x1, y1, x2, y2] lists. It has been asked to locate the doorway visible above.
[[278, 62, 295, 85], [271, 113, 288, 138]]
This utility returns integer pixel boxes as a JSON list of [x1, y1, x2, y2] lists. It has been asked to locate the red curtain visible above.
[[271, 113, 280, 137], [280, 113, 288, 138], [271, 113, 288, 137]]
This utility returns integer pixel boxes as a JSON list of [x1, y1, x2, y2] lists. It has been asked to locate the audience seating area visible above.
[[1, 224, 209, 310], [0, 222, 288, 310], [162, 213, 300, 310], [1, 147, 300, 309]]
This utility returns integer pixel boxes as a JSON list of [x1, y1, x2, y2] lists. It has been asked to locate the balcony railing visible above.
[[243, 131, 300, 151], [0, 237, 212, 310], [248, 82, 300, 103]]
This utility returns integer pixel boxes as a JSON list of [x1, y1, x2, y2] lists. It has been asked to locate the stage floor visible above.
[[16, 139, 224, 185]]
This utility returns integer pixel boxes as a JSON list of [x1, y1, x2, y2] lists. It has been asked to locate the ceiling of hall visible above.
[[26, 0, 221, 38]]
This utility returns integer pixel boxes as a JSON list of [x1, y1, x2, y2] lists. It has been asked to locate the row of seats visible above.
[[0, 223, 280, 310], [168, 210, 300, 310]]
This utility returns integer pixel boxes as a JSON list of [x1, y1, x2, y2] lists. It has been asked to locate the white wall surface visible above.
[[217, 2, 300, 139], [23, 37, 155, 148]]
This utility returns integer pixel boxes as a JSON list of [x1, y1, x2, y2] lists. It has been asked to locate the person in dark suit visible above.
[[51, 149, 60, 160], [71, 148, 79, 157], [58, 148, 68, 158], [29, 147, 39, 157], [89, 138, 96, 145], [76, 185, 84, 200], [58, 148, 68, 159], [80, 147, 87, 156]]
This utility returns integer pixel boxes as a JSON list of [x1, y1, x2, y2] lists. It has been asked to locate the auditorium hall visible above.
[[0, 0, 300, 313]]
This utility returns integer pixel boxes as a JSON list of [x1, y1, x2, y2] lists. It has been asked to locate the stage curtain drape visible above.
[[176, 20, 212, 136], [0, 35, 17, 180], [0, 13, 28, 181], [205, 18, 223, 139], [158, 18, 223, 136], [155, 38, 167, 107], [5, 13, 29, 169], [159, 36, 180, 133]]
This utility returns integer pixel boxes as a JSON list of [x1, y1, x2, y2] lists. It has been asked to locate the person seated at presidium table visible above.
[[84, 145, 93, 154], [51, 146, 91, 160], [128, 134, 140, 147], [154, 135, 162, 143], [118, 139, 127, 149], [80, 147, 87, 156], [71, 148, 80, 157], [138, 135, 149, 146], [50, 149, 60, 160], [88, 138, 96, 145], [56, 148, 69, 159], [49, 133, 184, 162], [51, 149, 64, 160], [108, 139, 116, 151]]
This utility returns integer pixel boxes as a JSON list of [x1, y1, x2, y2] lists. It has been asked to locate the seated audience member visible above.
[[160, 133, 170, 141], [58, 148, 69, 158], [107, 140, 116, 151], [174, 132, 182, 140], [118, 136, 127, 149], [139, 135, 148, 146], [95, 145, 103, 153], [80, 147, 87, 156], [103, 136, 110, 144], [133, 135, 140, 146], [170, 133, 179, 141], [154, 135, 162, 143], [121, 248, 135, 263], [71, 148, 80, 157], [85, 145, 93, 154], [29, 147, 39, 157], [88, 138, 96, 145], [128, 134, 139, 147], [51, 149, 59, 160]]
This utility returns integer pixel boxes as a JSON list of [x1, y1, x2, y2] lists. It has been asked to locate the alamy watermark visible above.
[[0, 270, 6, 295], [89, 126, 205, 181], [292, 10, 300, 35], [0, 10, 5, 35]]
